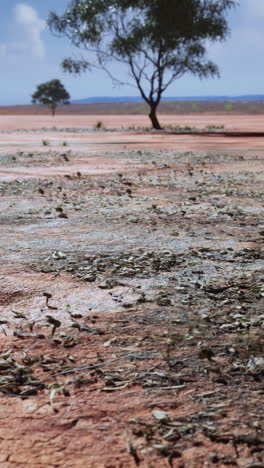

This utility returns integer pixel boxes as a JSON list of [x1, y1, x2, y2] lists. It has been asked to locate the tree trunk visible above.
[[148, 104, 162, 130], [51, 104, 56, 116]]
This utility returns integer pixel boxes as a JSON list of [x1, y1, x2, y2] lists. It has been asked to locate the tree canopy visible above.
[[32, 79, 70, 116], [48, 0, 236, 128]]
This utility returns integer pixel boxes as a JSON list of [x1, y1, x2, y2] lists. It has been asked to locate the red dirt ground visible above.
[[0, 114, 264, 159], [1, 113, 264, 131], [0, 114, 263, 468]]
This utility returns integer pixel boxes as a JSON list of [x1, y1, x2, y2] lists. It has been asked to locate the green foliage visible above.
[[191, 102, 199, 111], [32, 79, 70, 116], [48, 1, 236, 128], [206, 124, 225, 130], [225, 103, 233, 111], [249, 105, 257, 113]]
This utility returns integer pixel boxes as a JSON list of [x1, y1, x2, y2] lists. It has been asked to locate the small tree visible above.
[[32, 79, 70, 116], [48, 0, 236, 129]]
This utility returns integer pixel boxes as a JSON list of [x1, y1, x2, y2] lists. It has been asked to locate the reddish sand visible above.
[[0, 114, 263, 468], [0, 114, 264, 157], [0, 113, 264, 131]]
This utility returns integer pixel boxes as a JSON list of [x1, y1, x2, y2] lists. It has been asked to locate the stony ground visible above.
[[0, 115, 263, 468]]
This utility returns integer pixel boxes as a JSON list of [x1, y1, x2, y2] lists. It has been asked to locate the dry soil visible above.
[[0, 114, 263, 468]]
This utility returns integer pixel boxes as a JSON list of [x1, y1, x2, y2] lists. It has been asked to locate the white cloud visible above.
[[0, 3, 46, 60], [15, 3, 41, 25], [15, 3, 46, 59]]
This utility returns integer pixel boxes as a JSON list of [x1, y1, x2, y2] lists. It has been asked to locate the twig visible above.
[[52, 353, 135, 376]]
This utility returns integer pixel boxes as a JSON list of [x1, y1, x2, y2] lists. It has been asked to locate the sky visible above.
[[0, 0, 263, 104]]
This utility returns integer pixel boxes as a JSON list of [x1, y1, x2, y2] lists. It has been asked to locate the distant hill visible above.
[[72, 95, 264, 104]]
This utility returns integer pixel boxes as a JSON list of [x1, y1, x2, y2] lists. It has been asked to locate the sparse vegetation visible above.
[[94, 120, 104, 130], [206, 124, 225, 130], [190, 102, 199, 111], [3, 100, 264, 117], [225, 102, 234, 111]]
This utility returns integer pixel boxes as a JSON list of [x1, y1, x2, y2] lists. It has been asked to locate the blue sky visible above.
[[0, 0, 263, 104]]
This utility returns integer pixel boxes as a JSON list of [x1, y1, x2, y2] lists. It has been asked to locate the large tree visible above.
[[48, 0, 236, 129], [32, 79, 70, 116]]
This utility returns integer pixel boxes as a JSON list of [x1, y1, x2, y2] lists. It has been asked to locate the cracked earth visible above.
[[0, 114, 263, 467]]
